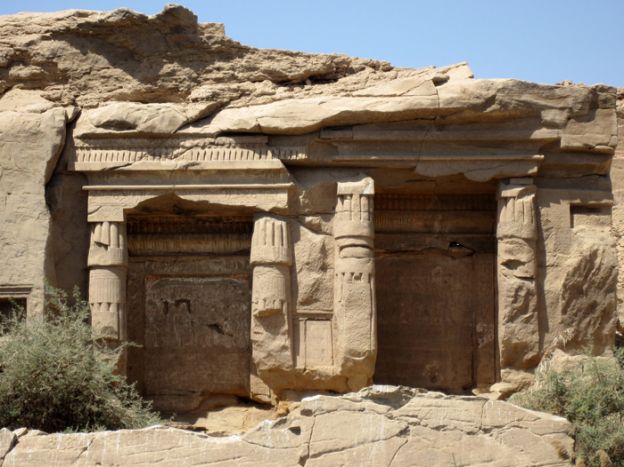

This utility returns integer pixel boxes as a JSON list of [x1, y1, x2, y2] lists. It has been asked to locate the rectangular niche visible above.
[[142, 276, 251, 399], [374, 193, 497, 392], [0, 285, 30, 323], [125, 214, 253, 413], [296, 317, 334, 368], [570, 205, 612, 229]]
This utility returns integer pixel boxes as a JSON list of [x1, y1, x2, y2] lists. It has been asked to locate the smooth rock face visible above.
[[0, 428, 16, 463], [0, 90, 67, 313], [2, 387, 574, 467]]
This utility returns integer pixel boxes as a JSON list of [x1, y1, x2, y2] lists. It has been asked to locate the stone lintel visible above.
[[85, 184, 292, 222]]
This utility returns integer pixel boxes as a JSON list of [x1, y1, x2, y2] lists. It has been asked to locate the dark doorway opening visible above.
[[126, 210, 254, 413], [374, 193, 497, 392]]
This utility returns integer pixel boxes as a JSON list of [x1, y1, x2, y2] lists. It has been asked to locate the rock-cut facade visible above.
[[0, 5, 622, 410]]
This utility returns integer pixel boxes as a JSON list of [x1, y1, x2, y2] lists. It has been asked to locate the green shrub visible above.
[[0, 286, 158, 432], [511, 351, 624, 466]]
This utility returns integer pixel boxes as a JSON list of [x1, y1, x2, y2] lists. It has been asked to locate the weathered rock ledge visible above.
[[0, 386, 573, 467]]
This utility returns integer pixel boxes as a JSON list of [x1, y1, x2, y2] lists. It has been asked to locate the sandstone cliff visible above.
[[0, 5, 473, 311], [612, 88, 624, 329], [0, 5, 404, 108], [1, 5, 623, 467]]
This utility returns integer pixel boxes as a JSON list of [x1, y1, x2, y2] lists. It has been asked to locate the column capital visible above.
[[336, 177, 374, 196], [335, 177, 375, 252], [87, 221, 128, 267], [249, 215, 292, 266], [497, 181, 537, 241], [498, 179, 536, 200]]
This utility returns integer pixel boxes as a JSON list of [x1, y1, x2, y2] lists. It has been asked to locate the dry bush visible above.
[[0, 286, 158, 432], [511, 350, 624, 466]]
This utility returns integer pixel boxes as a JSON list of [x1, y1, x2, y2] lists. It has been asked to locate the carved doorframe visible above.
[[84, 184, 292, 379]]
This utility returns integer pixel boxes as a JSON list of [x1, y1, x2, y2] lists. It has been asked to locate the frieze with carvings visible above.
[[72, 136, 307, 171]]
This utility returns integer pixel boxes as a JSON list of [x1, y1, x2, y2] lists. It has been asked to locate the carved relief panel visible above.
[[125, 215, 253, 412], [142, 275, 250, 407], [374, 193, 497, 391]]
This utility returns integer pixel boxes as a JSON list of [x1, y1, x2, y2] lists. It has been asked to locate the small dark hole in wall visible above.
[[570, 205, 612, 229], [0, 297, 26, 324]]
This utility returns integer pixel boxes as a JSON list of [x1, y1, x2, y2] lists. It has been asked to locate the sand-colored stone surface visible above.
[[0, 90, 69, 313], [2, 387, 573, 467], [611, 88, 624, 331]]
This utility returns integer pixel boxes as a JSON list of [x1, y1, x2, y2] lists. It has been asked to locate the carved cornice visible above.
[[83, 183, 293, 191], [85, 184, 292, 222], [71, 136, 307, 172], [128, 234, 252, 256], [0, 285, 32, 297], [69, 112, 613, 180]]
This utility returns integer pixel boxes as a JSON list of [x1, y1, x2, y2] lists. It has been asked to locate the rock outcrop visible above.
[[0, 90, 71, 312], [612, 88, 624, 331], [1, 387, 574, 467], [0, 5, 397, 108]]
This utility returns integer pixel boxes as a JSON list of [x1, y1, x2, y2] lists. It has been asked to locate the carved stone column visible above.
[[497, 179, 540, 373], [250, 215, 293, 392], [88, 221, 128, 346], [334, 177, 376, 390]]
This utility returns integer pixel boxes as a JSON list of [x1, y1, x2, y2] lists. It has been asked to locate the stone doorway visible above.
[[125, 213, 254, 413], [374, 193, 497, 392]]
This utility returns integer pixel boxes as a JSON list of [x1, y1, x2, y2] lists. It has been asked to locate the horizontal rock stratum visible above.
[[0, 5, 394, 107], [0, 387, 574, 467]]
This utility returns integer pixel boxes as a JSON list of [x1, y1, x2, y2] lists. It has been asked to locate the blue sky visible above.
[[2, 1, 623, 87]]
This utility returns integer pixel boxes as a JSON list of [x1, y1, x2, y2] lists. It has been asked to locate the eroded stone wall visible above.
[[0, 92, 69, 314], [612, 89, 624, 331], [538, 180, 618, 357]]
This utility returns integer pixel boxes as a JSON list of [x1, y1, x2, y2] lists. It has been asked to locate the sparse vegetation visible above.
[[0, 286, 158, 432], [511, 349, 624, 466]]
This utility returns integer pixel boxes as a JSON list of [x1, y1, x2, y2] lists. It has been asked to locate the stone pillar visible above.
[[334, 177, 376, 391], [497, 179, 540, 374], [250, 215, 293, 393], [88, 221, 128, 347]]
